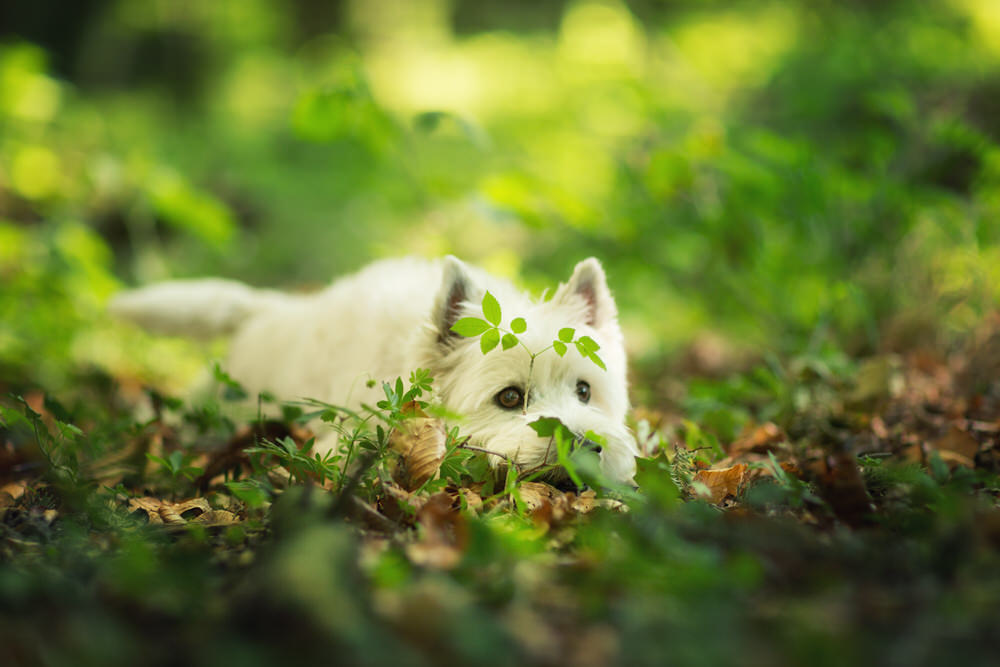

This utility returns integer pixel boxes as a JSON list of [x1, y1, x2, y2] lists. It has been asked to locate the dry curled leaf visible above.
[[192, 509, 240, 525], [730, 422, 785, 456], [391, 418, 447, 491], [127, 497, 211, 524], [447, 484, 484, 514], [694, 464, 748, 504], [517, 482, 562, 512], [518, 483, 600, 531]]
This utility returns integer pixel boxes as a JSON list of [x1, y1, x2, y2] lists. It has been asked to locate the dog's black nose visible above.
[[576, 436, 602, 454]]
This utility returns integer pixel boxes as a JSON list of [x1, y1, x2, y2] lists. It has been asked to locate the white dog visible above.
[[110, 256, 638, 484]]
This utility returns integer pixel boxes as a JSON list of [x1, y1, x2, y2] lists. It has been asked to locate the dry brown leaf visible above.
[[932, 426, 980, 461], [814, 451, 875, 526], [0, 481, 26, 502], [937, 450, 976, 470], [518, 482, 561, 512], [192, 509, 240, 525], [572, 489, 598, 514], [127, 497, 211, 524], [391, 418, 447, 491], [518, 483, 601, 530], [694, 464, 748, 504], [127, 497, 165, 523], [406, 492, 466, 569], [730, 422, 785, 456], [447, 484, 484, 514]]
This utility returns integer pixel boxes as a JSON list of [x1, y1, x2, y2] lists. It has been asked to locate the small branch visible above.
[[458, 444, 522, 472], [329, 451, 377, 519], [348, 495, 398, 533]]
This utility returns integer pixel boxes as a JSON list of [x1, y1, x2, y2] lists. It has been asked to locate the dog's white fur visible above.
[[110, 256, 638, 483]]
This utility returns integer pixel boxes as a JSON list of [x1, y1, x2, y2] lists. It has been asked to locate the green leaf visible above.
[[501, 333, 518, 350], [588, 351, 607, 371], [528, 417, 565, 438], [578, 335, 601, 352], [558, 327, 575, 343], [451, 317, 491, 337], [510, 317, 527, 334], [146, 454, 170, 470], [553, 340, 567, 356], [225, 480, 270, 508], [213, 363, 248, 400], [480, 328, 501, 353], [482, 291, 502, 326]]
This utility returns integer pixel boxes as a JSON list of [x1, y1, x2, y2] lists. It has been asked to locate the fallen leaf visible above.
[[406, 492, 466, 569], [391, 418, 447, 491], [932, 426, 980, 461], [0, 481, 26, 502], [694, 464, 748, 504], [446, 484, 484, 514], [518, 483, 603, 530], [518, 482, 561, 512], [730, 422, 785, 456], [192, 509, 240, 525], [935, 450, 975, 470], [126, 497, 212, 524], [815, 451, 874, 526]]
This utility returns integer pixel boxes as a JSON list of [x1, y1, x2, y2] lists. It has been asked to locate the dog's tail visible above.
[[109, 279, 287, 340]]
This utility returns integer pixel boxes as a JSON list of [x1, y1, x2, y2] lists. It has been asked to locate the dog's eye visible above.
[[496, 386, 524, 410], [576, 380, 591, 404]]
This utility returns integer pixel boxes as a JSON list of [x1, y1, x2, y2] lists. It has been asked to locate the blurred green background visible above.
[[2, 0, 1000, 397]]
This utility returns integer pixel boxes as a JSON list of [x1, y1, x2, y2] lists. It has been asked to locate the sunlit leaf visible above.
[[480, 327, 500, 353], [451, 317, 491, 337], [482, 291, 502, 326]]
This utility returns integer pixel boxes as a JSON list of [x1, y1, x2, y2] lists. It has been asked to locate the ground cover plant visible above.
[[3, 0, 1000, 665]]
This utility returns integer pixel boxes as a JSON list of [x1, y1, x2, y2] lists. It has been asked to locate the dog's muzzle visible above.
[[575, 435, 603, 454]]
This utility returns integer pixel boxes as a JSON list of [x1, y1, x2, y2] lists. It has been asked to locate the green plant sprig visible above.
[[450, 290, 607, 370]]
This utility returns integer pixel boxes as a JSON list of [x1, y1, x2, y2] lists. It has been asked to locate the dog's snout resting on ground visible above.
[[111, 256, 638, 483]]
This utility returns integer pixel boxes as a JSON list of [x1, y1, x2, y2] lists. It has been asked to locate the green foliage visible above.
[[745, 452, 824, 511], [450, 290, 607, 373]]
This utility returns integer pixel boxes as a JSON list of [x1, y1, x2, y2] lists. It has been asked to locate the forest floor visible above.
[[3, 320, 1000, 667]]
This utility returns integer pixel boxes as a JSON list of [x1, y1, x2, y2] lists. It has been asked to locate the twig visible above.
[[458, 444, 522, 472], [329, 451, 376, 519], [348, 495, 398, 533]]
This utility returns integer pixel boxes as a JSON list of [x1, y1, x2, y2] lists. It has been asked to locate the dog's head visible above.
[[419, 256, 637, 485]]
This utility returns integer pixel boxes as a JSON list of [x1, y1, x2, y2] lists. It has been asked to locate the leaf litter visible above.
[[5, 324, 1000, 665]]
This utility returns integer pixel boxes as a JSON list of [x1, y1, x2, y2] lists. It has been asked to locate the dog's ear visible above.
[[555, 257, 618, 329], [433, 255, 478, 344]]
